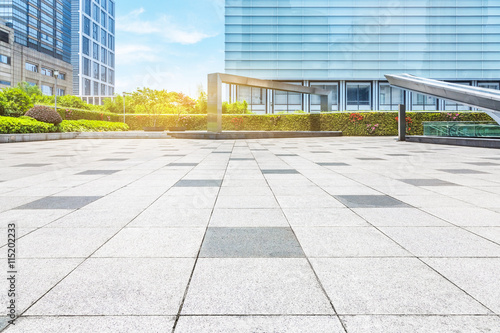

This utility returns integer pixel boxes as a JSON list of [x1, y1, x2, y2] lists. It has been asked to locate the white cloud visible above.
[[115, 44, 161, 64], [116, 8, 215, 45]]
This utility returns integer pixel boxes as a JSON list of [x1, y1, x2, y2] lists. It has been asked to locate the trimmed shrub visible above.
[[0, 87, 34, 117], [58, 120, 129, 132], [0, 116, 57, 134], [25, 106, 63, 125]]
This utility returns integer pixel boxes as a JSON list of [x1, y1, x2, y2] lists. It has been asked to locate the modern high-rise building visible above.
[[225, 1, 500, 113], [72, 0, 115, 105]]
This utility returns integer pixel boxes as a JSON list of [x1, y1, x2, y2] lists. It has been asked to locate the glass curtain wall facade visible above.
[[72, 0, 115, 105], [0, 0, 71, 62], [225, 0, 500, 113]]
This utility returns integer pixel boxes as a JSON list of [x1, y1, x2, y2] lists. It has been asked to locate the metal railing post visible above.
[[398, 104, 406, 141]]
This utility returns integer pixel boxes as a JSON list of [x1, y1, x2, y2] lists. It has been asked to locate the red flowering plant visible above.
[[65, 109, 73, 120], [231, 117, 244, 130], [445, 113, 460, 121], [395, 116, 413, 134], [349, 113, 364, 123], [366, 123, 379, 134]]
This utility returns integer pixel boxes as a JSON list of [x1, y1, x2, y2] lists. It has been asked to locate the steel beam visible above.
[[386, 74, 500, 125]]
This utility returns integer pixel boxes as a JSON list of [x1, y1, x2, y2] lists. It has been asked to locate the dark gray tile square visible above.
[[438, 169, 488, 175], [335, 195, 408, 208], [12, 152, 34, 154], [14, 164, 50, 167], [387, 154, 410, 157], [465, 162, 499, 166], [399, 179, 459, 187], [261, 169, 299, 175], [340, 149, 357, 151], [251, 149, 267, 151], [230, 158, 254, 161], [200, 227, 305, 258], [317, 162, 350, 167], [15, 196, 102, 210], [212, 151, 231, 154], [276, 154, 298, 157], [168, 163, 198, 167], [357, 158, 385, 161], [77, 170, 120, 175], [311, 151, 330, 154], [174, 179, 222, 187], [100, 158, 127, 161]]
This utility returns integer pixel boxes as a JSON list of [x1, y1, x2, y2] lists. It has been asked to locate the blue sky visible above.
[[115, 0, 225, 97]]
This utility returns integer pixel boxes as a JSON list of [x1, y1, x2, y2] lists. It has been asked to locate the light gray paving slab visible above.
[[276, 195, 345, 208], [340, 315, 500, 333], [76, 170, 120, 175], [294, 227, 410, 257], [0, 209, 73, 228], [93, 227, 205, 258], [181, 258, 334, 315], [26, 258, 194, 315], [353, 208, 452, 227], [335, 195, 409, 208], [174, 316, 345, 333], [209, 209, 288, 227], [381, 227, 500, 257], [215, 195, 279, 209], [311, 258, 491, 315], [423, 258, 500, 314], [47, 209, 138, 228], [423, 207, 500, 227], [399, 179, 459, 187], [466, 227, 500, 245], [130, 208, 212, 227], [4, 316, 175, 333], [283, 208, 369, 227]]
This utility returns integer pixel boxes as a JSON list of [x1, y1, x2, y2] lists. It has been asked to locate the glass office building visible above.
[[225, 0, 500, 113], [0, 0, 72, 63], [72, 0, 115, 105]]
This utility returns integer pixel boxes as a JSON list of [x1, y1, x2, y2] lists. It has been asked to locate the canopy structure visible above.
[[207, 73, 331, 132], [385, 74, 500, 125]]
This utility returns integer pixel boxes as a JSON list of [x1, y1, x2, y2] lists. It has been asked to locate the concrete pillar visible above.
[[398, 104, 406, 141], [207, 73, 222, 133]]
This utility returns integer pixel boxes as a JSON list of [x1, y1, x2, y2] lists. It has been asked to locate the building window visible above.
[[108, 35, 114, 50], [478, 82, 500, 90], [109, 52, 114, 67], [57, 88, 65, 96], [83, 16, 91, 36], [93, 42, 99, 60], [101, 29, 106, 46], [109, 17, 115, 34], [346, 83, 371, 111], [41, 85, 53, 95], [41, 67, 53, 76], [94, 81, 99, 95], [109, 0, 115, 16], [311, 83, 339, 112], [0, 54, 11, 65], [93, 4, 99, 23], [26, 62, 38, 72], [0, 30, 9, 43], [0, 80, 11, 86], [82, 36, 90, 55], [412, 93, 437, 111], [101, 10, 106, 28], [101, 84, 107, 96], [83, 57, 91, 76], [101, 65, 107, 82], [108, 69, 114, 84], [84, 0, 91, 16], [84, 78, 91, 96], [444, 82, 471, 111], [92, 23, 99, 40], [57, 73, 65, 80], [102, 0, 107, 11], [93, 61, 99, 79], [379, 83, 404, 111], [101, 47, 107, 64]]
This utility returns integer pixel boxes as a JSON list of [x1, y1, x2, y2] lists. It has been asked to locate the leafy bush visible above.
[[0, 87, 34, 117], [222, 101, 251, 114], [25, 106, 63, 125], [0, 116, 128, 134]]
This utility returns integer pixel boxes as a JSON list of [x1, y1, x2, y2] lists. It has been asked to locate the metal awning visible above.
[[385, 74, 500, 125]]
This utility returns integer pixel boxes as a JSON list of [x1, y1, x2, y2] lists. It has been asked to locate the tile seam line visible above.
[[171, 141, 235, 333], [0, 142, 203, 332], [275, 145, 499, 316], [255, 144, 349, 333]]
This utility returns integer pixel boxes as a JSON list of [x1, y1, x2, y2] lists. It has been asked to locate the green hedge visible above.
[[124, 112, 493, 136], [0, 116, 129, 134], [36, 105, 123, 122]]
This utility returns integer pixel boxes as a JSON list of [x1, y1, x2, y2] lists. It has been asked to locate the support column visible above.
[[398, 104, 406, 142], [207, 73, 222, 133]]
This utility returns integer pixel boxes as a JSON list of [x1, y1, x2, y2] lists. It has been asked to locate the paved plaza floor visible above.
[[1, 137, 500, 332]]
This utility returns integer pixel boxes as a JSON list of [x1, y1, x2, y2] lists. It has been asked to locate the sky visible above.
[[115, 0, 225, 98]]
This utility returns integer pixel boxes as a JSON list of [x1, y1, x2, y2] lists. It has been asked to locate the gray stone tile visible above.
[[0, 209, 73, 228], [14, 164, 50, 167], [77, 170, 120, 175], [294, 227, 410, 257], [439, 169, 488, 174], [215, 195, 279, 209], [230, 158, 254, 160], [386, 154, 410, 156], [311, 258, 490, 315], [4, 317, 175, 333], [168, 163, 198, 167], [15, 196, 102, 210], [130, 208, 212, 227], [465, 162, 499, 166], [424, 207, 500, 227], [209, 209, 289, 227], [181, 258, 334, 315], [283, 208, 369, 227], [174, 179, 222, 187], [100, 158, 127, 161], [200, 227, 304, 258], [399, 179, 459, 187], [353, 208, 451, 227], [276, 154, 298, 157], [26, 258, 194, 315], [261, 169, 299, 174], [340, 315, 500, 333], [174, 316, 345, 333], [466, 227, 500, 244], [357, 158, 385, 161], [423, 258, 500, 313], [335, 195, 409, 208], [317, 162, 350, 166]]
